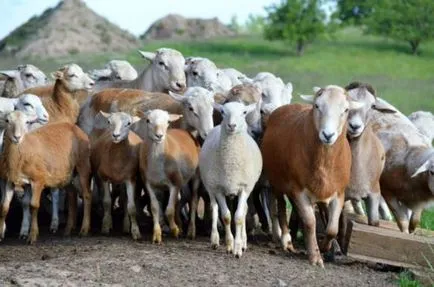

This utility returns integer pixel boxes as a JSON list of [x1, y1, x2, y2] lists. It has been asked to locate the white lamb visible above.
[[199, 102, 263, 258], [185, 57, 232, 93]]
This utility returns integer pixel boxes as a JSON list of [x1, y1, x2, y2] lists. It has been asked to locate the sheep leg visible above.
[[383, 195, 409, 233], [126, 180, 141, 240], [19, 186, 32, 239], [379, 196, 393, 221], [234, 189, 249, 258], [78, 171, 92, 237], [277, 194, 295, 252], [215, 192, 233, 254], [101, 181, 112, 235], [293, 191, 323, 267], [409, 208, 423, 233], [64, 185, 77, 236], [253, 184, 269, 234], [351, 199, 366, 216], [166, 185, 180, 238], [0, 182, 14, 241], [320, 194, 344, 254], [187, 175, 200, 239], [146, 183, 162, 244], [49, 188, 60, 234], [270, 193, 282, 243], [120, 187, 130, 234], [261, 188, 272, 235], [366, 190, 380, 226], [28, 182, 44, 244], [209, 192, 220, 249]]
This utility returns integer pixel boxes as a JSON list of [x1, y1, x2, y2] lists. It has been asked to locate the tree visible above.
[[264, 0, 327, 56], [228, 15, 241, 34], [244, 14, 265, 35], [332, 0, 373, 25], [365, 0, 434, 55]]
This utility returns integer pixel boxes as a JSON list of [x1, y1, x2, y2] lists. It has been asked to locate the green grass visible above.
[[1, 27, 433, 229], [398, 271, 421, 287]]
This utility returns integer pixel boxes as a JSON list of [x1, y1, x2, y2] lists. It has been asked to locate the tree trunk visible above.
[[409, 40, 420, 55], [296, 40, 305, 57]]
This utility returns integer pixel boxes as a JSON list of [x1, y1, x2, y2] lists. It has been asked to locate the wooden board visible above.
[[345, 220, 434, 270], [345, 212, 434, 237]]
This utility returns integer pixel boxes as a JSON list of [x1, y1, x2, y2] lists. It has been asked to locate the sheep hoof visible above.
[[152, 228, 162, 244], [211, 243, 219, 250], [19, 234, 28, 240], [309, 254, 324, 268], [131, 226, 142, 241], [27, 234, 38, 245], [171, 226, 180, 238], [79, 229, 89, 237], [234, 253, 241, 259], [187, 227, 196, 240]]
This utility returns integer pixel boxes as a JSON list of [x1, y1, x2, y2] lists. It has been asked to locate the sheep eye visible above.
[[126, 121, 131, 126], [5, 119, 9, 123], [189, 107, 194, 112], [25, 121, 31, 124], [260, 109, 264, 115], [344, 108, 349, 113], [24, 103, 33, 108], [243, 111, 247, 115], [314, 104, 319, 109], [192, 71, 198, 76], [146, 119, 150, 124], [25, 73, 33, 78], [159, 61, 165, 67], [430, 170, 434, 176], [69, 74, 76, 78], [261, 93, 266, 98]]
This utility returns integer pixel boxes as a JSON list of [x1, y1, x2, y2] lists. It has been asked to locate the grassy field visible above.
[[0, 27, 433, 229]]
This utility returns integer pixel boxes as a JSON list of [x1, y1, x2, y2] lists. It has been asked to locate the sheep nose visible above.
[[322, 131, 335, 141], [89, 81, 95, 87], [227, 123, 236, 130], [349, 123, 361, 130], [12, 135, 21, 143], [112, 133, 120, 138], [155, 134, 163, 140], [175, 81, 185, 90]]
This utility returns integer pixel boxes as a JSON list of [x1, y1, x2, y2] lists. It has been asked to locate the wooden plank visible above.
[[346, 220, 434, 270], [345, 212, 434, 237]]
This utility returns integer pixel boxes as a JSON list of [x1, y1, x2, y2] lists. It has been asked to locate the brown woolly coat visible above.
[[261, 103, 352, 201]]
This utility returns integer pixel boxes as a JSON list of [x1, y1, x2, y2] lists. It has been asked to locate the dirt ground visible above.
[[0, 230, 398, 287]]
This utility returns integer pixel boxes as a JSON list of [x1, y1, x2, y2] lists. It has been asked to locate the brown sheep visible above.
[[261, 85, 364, 267]]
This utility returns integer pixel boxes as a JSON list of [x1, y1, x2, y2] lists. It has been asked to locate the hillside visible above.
[[0, 0, 140, 58], [141, 14, 236, 40]]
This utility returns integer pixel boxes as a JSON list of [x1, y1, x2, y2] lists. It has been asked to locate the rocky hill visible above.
[[0, 0, 140, 58], [141, 14, 236, 40]]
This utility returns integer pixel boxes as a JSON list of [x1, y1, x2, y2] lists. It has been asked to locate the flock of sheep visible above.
[[0, 48, 433, 268]]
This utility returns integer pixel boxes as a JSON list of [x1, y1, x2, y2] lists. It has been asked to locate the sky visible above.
[[0, 0, 281, 39]]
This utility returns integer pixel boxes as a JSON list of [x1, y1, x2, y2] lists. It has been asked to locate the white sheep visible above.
[[0, 65, 48, 98], [221, 68, 251, 87], [199, 102, 263, 258], [408, 111, 434, 145], [94, 48, 186, 93], [185, 57, 232, 93], [252, 72, 292, 106], [89, 60, 138, 82]]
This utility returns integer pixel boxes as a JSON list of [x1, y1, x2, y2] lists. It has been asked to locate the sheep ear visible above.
[[51, 70, 64, 80], [300, 95, 314, 103], [411, 160, 430, 178], [213, 103, 224, 114], [285, 82, 293, 94], [168, 114, 183, 122], [0, 70, 18, 79], [131, 116, 141, 124], [138, 50, 156, 61], [349, 101, 365, 110], [213, 93, 227, 105], [168, 91, 186, 103], [109, 100, 119, 113], [313, 87, 322, 93], [372, 99, 398, 114], [93, 111, 110, 130], [134, 109, 147, 119]]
